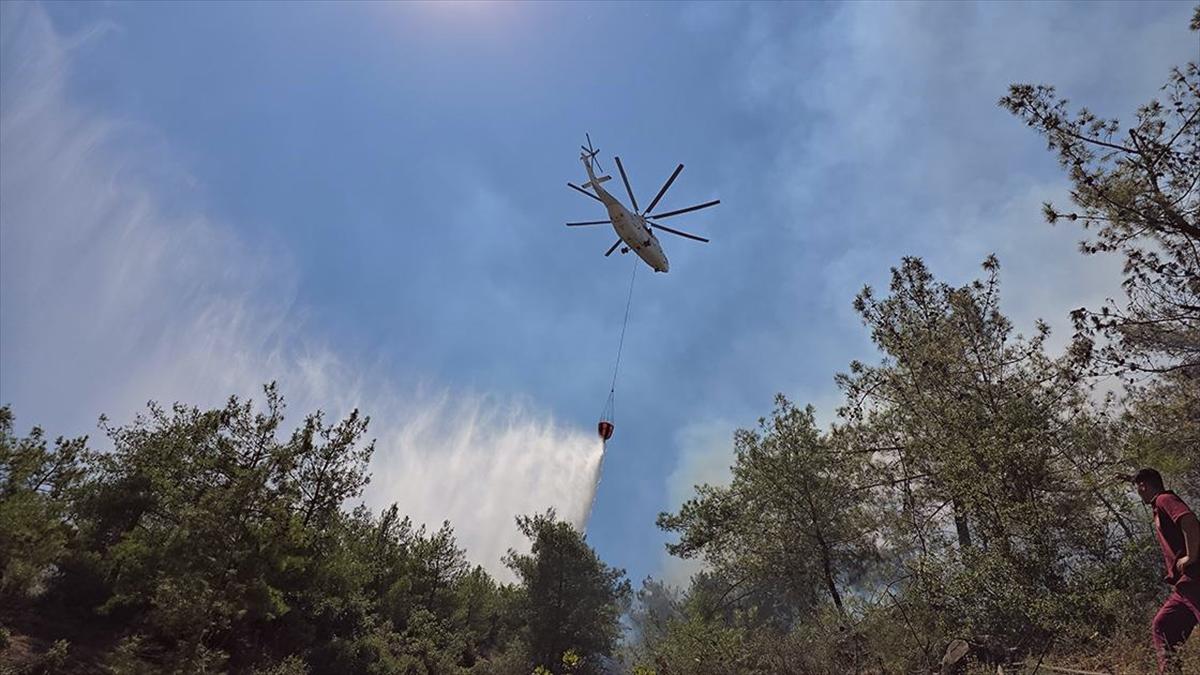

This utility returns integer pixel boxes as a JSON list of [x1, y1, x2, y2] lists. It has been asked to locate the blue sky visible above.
[[2, 1, 1194, 584]]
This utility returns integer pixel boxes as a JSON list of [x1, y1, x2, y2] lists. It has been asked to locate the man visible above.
[[1127, 468, 1200, 672]]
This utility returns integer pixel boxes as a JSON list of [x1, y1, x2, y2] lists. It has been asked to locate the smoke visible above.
[[0, 2, 603, 578]]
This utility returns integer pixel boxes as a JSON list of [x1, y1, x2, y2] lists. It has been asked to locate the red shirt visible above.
[[1153, 491, 1198, 585]]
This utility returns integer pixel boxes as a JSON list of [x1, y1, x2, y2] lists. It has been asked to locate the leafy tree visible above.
[[1000, 47, 1200, 379], [836, 257, 1146, 645], [624, 576, 683, 667], [658, 397, 875, 625], [1119, 374, 1200, 502], [1, 388, 560, 674], [504, 510, 630, 674], [407, 521, 470, 623], [624, 571, 861, 675], [453, 564, 520, 665], [68, 384, 374, 669], [1001, 14, 1200, 510], [0, 406, 87, 600], [623, 573, 757, 675]]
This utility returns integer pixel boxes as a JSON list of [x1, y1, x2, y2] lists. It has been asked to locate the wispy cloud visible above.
[[0, 2, 601, 578]]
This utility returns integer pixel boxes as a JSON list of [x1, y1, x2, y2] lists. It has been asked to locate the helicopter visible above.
[[566, 135, 719, 273]]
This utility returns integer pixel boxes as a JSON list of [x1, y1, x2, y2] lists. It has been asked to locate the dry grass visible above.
[[957, 626, 1200, 674]]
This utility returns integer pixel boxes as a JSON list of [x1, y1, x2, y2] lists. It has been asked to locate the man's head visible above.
[[1133, 467, 1165, 504]]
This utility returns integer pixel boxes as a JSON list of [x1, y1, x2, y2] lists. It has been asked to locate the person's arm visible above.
[[1179, 512, 1200, 574]]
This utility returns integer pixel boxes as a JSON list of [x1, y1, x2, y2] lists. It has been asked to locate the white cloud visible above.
[[0, 2, 601, 579]]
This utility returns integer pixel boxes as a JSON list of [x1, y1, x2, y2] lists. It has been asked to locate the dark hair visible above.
[[1134, 468, 1165, 490]]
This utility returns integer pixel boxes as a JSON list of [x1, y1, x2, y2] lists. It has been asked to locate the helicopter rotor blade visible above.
[[566, 220, 611, 226], [614, 156, 639, 213], [643, 164, 684, 216], [647, 199, 721, 220], [604, 239, 623, 257], [567, 182, 604, 203], [648, 221, 709, 243]]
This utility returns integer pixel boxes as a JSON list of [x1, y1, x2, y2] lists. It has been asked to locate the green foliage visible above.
[[40, 639, 70, 673], [1121, 375, 1200, 503], [102, 634, 157, 675], [626, 576, 868, 675], [0, 407, 87, 600], [838, 257, 1146, 640], [644, 254, 1176, 672], [66, 384, 376, 667], [504, 510, 630, 674], [468, 637, 530, 675], [250, 654, 310, 675], [658, 397, 875, 627], [0, 385, 562, 674], [1000, 59, 1200, 379]]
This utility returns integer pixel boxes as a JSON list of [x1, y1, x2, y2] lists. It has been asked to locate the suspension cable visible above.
[[604, 258, 639, 420]]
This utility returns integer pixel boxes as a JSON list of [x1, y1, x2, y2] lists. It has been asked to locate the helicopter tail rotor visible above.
[[581, 133, 604, 172]]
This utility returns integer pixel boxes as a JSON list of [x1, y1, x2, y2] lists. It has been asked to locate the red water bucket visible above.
[[597, 420, 614, 441]]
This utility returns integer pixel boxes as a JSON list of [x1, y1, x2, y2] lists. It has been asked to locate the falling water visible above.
[[364, 395, 608, 579], [580, 441, 607, 533]]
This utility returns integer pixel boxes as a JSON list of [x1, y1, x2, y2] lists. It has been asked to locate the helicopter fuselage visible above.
[[583, 157, 670, 273]]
